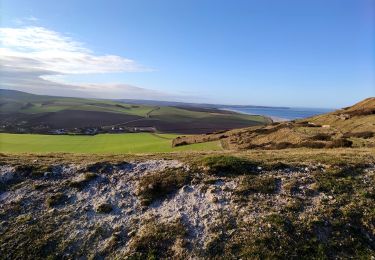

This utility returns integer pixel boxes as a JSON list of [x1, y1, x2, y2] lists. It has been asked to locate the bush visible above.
[[85, 162, 113, 173], [173, 141, 188, 147], [128, 221, 186, 259], [309, 133, 332, 141], [137, 168, 191, 206], [267, 162, 291, 171], [201, 156, 258, 176], [46, 193, 68, 208], [253, 124, 289, 134], [326, 138, 353, 148], [69, 172, 98, 190], [299, 141, 326, 149], [237, 175, 278, 195], [96, 203, 113, 213], [343, 131, 374, 139], [296, 121, 322, 127], [348, 108, 375, 116], [314, 167, 362, 194], [274, 142, 294, 149], [15, 165, 51, 178]]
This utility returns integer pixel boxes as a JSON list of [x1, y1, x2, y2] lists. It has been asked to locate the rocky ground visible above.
[[0, 156, 374, 259]]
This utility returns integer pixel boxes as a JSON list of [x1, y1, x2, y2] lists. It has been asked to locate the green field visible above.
[[1, 90, 270, 135], [0, 133, 222, 154], [0, 90, 154, 117]]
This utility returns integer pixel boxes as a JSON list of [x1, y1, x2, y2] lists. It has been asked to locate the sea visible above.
[[223, 106, 334, 121]]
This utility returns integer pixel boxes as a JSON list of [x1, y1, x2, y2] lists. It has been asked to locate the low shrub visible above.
[[236, 175, 278, 195], [274, 142, 294, 149], [253, 124, 289, 134], [347, 108, 375, 116], [310, 133, 332, 141], [285, 198, 304, 212], [201, 156, 258, 176], [313, 169, 356, 194], [137, 168, 191, 206], [85, 162, 113, 173], [299, 141, 326, 149], [69, 172, 98, 190], [296, 121, 322, 127], [128, 220, 187, 259], [268, 162, 291, 170], [326, 138, 353, 148], [46, 193, 68, 208], [343, 131, 374, 139], [96, 203, 113, 214], [173, 141, 188, 147], [15, 165, 51, 178]]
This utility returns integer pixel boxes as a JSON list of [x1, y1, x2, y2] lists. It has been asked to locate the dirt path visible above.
[[102, 118, 150, 128], [102, 106, 160, 128], [146, 106, 160, 118]]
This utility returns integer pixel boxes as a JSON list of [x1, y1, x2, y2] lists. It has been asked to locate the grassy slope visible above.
[[150, 106, 267, 123], [1, 96, 154, 117], [173, 98, 375, 148], [0, 133, 222, 153], [0, 90, 269, 133]]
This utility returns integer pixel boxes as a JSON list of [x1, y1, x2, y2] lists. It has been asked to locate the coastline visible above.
[[269, 116, 289, 122], [221, 108, 289, 122], [220, 106, 333, 122]]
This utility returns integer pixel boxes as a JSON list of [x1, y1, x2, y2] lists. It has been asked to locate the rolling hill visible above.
[[0, 89, 270, 134], [173, 97, 375, 149], [1, 94, 374, 259]]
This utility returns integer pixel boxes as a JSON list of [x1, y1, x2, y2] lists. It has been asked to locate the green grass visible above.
[[0, 90, 156, 117], [201, 155, 259, 176], [0, 133, 222, 154], [150, 106, 268, 123], [15, 99, 155, 117], [137, 167, 192, 205]]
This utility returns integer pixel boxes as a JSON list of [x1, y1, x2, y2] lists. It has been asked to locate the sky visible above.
[[0, 0, 374, 108]]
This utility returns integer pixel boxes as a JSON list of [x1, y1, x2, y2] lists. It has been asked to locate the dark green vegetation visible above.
[[236, 175, 278, 195], [128, 220, 187, 259], [69, 173, 98, 190], [199, 158, 375, 259], [0, 89, 269, 134], [0, 151, 374, 259], [96, 203, 113, 214], [46, 193, 68, 208], [137, 167, 192, 205], [200, 155, 258, 176]]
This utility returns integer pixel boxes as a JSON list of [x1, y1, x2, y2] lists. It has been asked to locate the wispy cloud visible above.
[[14, 16, 40, 25], [0, 62, 177, 100], [0, 26, 148, 74], [0, 25, 182, 100]]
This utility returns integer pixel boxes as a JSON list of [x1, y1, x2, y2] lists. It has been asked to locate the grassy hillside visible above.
[[0, 133, 222, 153], [0, 89, 270, 134], [173, 97, 375, 149], [0, 89, 155, 116]]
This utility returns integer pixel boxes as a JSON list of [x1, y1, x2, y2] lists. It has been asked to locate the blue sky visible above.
[[1, 0, 374, 108]]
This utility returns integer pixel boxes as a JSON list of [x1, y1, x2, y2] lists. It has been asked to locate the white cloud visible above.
[[0, 64, 173, 100], [0, 26, 186, 100], [0, 26, 147, 74], [0, 25, 201, 102], [14, 16, 40, 25]]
